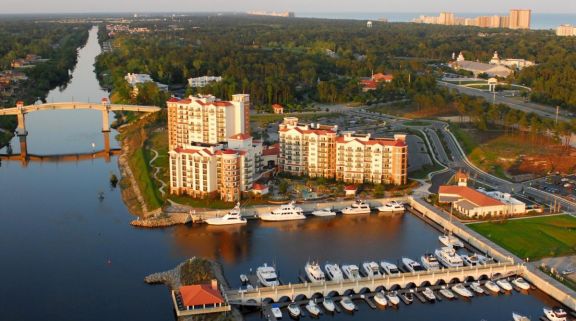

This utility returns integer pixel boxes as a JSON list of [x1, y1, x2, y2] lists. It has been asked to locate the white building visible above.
[[489, 51, 534, 70], [188, 76, 223, 88], [168, 94, 262, 202], [450, 52, 513, 78], [124, 73, 168, 95], [557, 24, 576, 36]]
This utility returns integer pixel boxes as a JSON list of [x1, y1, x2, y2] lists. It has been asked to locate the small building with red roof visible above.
[[344, 185, 357, 197], [272, 104, 284, 114], [252, 183, 269, 195], [173, 280, 230, 316]]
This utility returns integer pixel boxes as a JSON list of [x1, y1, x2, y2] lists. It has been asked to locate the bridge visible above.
[[225, 262, 522, 305], [0, 98, 161, 135], [0, 131, 120, 167]]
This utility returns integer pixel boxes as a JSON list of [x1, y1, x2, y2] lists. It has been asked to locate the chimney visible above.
[[211, 279, 218, 290], [16, 101, 24, 108]]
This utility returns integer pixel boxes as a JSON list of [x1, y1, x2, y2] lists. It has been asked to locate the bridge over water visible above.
[[225, 262, 521, 305], [0, 99, 161, 135]]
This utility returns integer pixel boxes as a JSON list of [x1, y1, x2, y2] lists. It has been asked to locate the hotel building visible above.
[[413, 9, 530, 30], [557, 24, 576, 37], [168, 94, 262, 202], [278, 117, 408, 185], [509, 9, 531, 29]]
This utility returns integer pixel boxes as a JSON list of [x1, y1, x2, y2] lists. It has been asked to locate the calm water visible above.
[[0, 26, 564, 321], [297, 12, 576, 30]]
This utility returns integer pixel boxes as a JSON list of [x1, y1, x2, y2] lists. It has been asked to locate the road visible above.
[[438, 81, 571, 122]]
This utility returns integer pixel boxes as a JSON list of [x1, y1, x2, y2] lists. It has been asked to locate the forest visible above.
[[94, 15, 576, 111], [0, 19, 90, 145]]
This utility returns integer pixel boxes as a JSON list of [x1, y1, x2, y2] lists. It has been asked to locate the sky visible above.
[[2, 0, 576, 14]]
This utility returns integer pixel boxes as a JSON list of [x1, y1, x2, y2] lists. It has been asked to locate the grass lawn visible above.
[[404, 120, 432, 127], [468, 215, 576, 260], [128, 148, 163, 210]]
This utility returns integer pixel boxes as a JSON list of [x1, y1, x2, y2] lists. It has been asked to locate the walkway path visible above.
[[149, 148, 167, 197]]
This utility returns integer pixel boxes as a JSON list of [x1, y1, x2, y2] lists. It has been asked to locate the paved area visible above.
[[538, 255, 576, 283]]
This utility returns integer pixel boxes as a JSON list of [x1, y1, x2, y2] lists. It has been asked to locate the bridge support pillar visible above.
[[101, 109, 110, 132], [19, 135, 28, 167], [103, 132, 111, 163], [16, 112, 27, 136]]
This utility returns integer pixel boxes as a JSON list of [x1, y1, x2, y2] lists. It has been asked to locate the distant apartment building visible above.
[[188, 76, 223, 88], [557, 24, 576, 36], [247, 11, 295, 18], [278, 117, 408, 185], [167, 94, 262, 202], [413, 9, 531, 30], [509, 9, 531, 29]]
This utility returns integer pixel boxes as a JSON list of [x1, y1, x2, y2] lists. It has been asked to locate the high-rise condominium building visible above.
[[439, 12, 455, 25], [557, 24, 576, 36], [509, 9, 531, 29], [167, 94, 262, 202], [278, 117, 408, 185]]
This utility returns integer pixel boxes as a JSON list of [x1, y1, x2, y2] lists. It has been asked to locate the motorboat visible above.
[[205, 203, 247, 225], [439, 234, 464, 248], [305, 261, 326, 283], [311, 207, 336, 217], [256, 263, 280, 287], [512, 312, 531, 321], [381, 261, 401, 275], [461, 253, 490, 266], [452, 283, 473, 298], [373, 291, 388, 307], [322, 297, 336, 313], [439, 286, 455, 300], [287, 303, 301, 319], [420, 253, 441, 271], [496, 278, 513, 292], [434, 247, 464, 268], [386, 291, 400, 305], [240, 274, 249, 285], [341, 200, 371, 215], [400, 291, 414, 304], [362, 261, 382, 278], [259, 201, 306, 221], [543, 307, 567, 321], [402, 257, 426, 272], [305, 300, 321, 317], [484, 280, 501, 293], [512, 277, 531, 291], [340, 296, 356, 312], [324, 263, 344, 282], [271, 304, 282, 319], [422, 287, 436, 302], [470, 281, 485, 295], [342, 264, 362, 280], [377, 200, 405, 213]]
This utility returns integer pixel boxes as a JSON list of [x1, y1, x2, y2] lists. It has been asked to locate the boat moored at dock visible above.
[[306, 300, 321, 317], [305, 261, 326, 283], [271, 304, 282, 319], [496, 278, 513, 292], [439, 286, 456, 300], [325, 263, 344, 281], [205, 203, 247, 225], [421, 253, 441, 271], [434, 247, 464, 268], [439, 234, 464, 248], [256, 263, 280, 287], [512, 312, 531, 321], [402, 257, 426, 272], [342, 264, 362, 280], [543, 307, 568, 321], [377, 201, 405, 213], [386, 291, 400, 306], [287, 303, 301, 319], [422, 287, 436, 302], [259, 201, 306, 221], [381, 261, 401, 275], [362, 261, 382, 278], [311, 207, 336, 217], [452, 283, 474, 298], [340, 296, 356, 312], [470, 281, 485, 295], [373, 291, 388, 307], [484, 280, 501, 294], [322, 297, 336, 313], [341, 200, 371, 215], [512, 277, 531, 291]]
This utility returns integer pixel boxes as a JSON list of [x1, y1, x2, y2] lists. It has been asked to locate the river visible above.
[[0, 26, 563, 321]]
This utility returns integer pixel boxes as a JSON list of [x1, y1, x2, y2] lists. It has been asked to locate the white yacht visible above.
[[362, 261, 382, 278], [422, 287, 436, 302], [386, 291, 400, 305], [543, 307, 567, 321], [340, 296, 356, 312], [402, 257, 426, 272], [311, 207, 336, 217], [484, 280, 501, 293], [380, 261, 401, 275], [452, 283, 473, 298], [341, 200, 371, 215], [496, 278, 513, 292], [342, 264, 362, 280], [513, 312, 531, 321], [305, 261, 326, 283], [420, 253, 441, 271], [287, 303, 301, 319], [434, 247, 464, 268], [322, 297, 336, 313], [470, 281, 485, 295], [271, 304, 282, 319], [512, 277, 531, 291], [373, 291, 388, 307], [259, 201, 306, 221], [400, 291, 414, 305], [439, 234, 464, 248], [324, 263, 344, 282], [461, 253, 489, 266], [205, 203, 247, 225], [256, 263, 280, 287], [305, 300, 321, 317], [377, 201, 405, 213], [439, 286, 455, 300]]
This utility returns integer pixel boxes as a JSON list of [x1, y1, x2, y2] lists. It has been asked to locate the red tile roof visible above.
[[372, 73, 394, 82], [229, 133, 252, 140], [167, 97, 180, 102], [262, 146, 279, 156], [438, 186, 504, 207], [179, 284, 224, 307], [253, 183, 268, 190], [345, 185, 357, 190], [335, 136, 403, 147]]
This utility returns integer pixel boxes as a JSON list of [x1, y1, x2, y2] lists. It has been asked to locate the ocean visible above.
[[296, 12, 576, 30]]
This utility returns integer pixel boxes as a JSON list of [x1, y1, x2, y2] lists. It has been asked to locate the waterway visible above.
[[0, 26, 565, 321]]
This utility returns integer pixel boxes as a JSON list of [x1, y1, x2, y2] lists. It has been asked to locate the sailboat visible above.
[[439, 207, 464, 248]]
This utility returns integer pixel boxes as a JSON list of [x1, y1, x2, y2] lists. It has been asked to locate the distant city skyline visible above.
[[1, 0, 576, 14]]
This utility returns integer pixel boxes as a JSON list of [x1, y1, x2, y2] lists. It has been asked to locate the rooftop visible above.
[[179, 284, 224, 307]]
